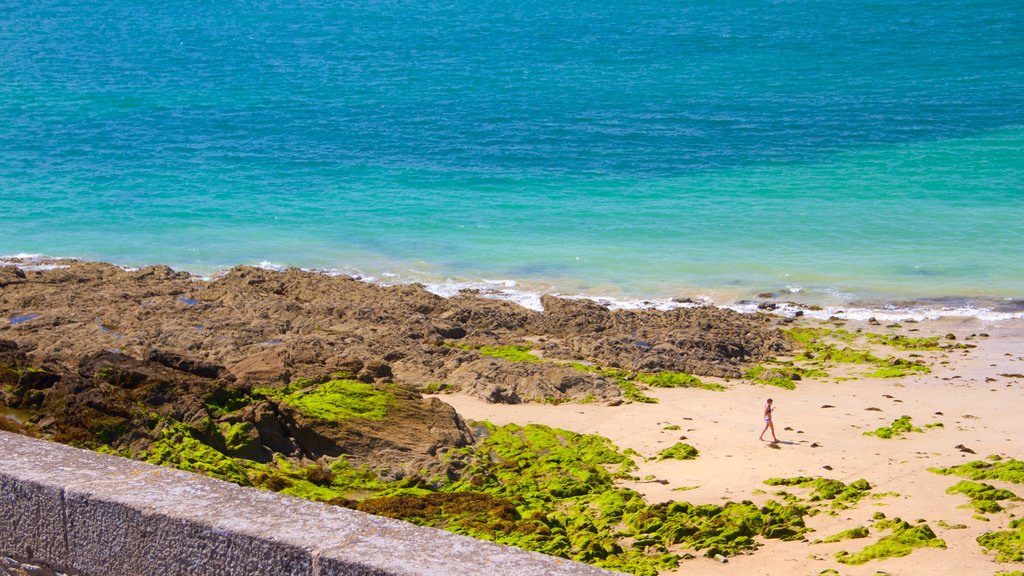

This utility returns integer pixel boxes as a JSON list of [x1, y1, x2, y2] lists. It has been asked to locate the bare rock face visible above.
[[533, 296, 789, 378], [444, 359, 619, 404]]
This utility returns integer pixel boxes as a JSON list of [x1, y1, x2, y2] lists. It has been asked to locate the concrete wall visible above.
[[0, 431, 622, 576]]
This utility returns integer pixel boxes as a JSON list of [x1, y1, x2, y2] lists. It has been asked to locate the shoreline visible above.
[[3, 254, 1022, 324], [2, 258, 1022, 575]]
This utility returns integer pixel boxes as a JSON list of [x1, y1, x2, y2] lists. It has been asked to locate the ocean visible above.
[[2, 0, 1023, 319]]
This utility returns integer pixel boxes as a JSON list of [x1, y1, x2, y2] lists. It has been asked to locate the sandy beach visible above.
[[440, 317, 1024, 576]]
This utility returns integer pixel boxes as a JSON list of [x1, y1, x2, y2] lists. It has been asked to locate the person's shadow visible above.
[[767, 440, 799, 448]]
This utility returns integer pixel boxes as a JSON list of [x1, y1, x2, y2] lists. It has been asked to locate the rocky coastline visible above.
[[5, 260, 1020, 575], [0, 260, 785, 479]]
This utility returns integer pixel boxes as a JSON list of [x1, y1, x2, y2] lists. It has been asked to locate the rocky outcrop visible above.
[[0, 259, 790, 482]]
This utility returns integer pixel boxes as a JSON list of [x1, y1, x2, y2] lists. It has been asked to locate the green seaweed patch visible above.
[[635, 371, 724, 392], [763, 477, 872, 509], [478, 345, 542, 363], [785, 328, 931, 378], [867, 359, 930, 378], [144, 422, 252, 486], [785, 327, 857, 346], [821, 526, 870, 543], [946, 480, 1018, 514], [744, 365, 796, 390], [618, 379, 658, 403], [570, 364, 658, 403], [278, 379, 393, 421], [977, 518, 1024, 562], [867, 333, 942, 351], [662, 424, 681, 430], [218, 421, 258, 454], [421, 381, 453, 394], [930, 459, 1024, 484], [204, 386, 253, 418], [864, 416, 921, 439], [369, 422, 811, 573], [995, 571, 1024, 576], [835, 520, 945, 565], [656, 443, 699, 461]]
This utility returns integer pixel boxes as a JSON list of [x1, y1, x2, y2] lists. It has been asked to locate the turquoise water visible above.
[[2, 1, 1023, 314]]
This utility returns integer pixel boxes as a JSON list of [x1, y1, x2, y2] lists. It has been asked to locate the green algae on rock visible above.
[[977, 518, 1024, 562], [569, 364, 659, 403], [634, 371, 724, 391], [478, 345, 544, 363], [866, 333, 942, 351], [781, 326, 931, 379], [864, 416, 921, 439], [345, 422, 811, 575], [946, 480, 1019, 514], [144, 422, 253, 486], [274, 379, 393, 421], [821, 526, 870, 543], [930, 458, 1024, 484], [744, 365, 797, 389], [763, 477, 873, 509], [655, 442, 699, 460], [834, 520, 945, 565]]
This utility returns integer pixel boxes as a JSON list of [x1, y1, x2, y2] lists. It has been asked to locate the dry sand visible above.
[[438, 317, 1024, 576]]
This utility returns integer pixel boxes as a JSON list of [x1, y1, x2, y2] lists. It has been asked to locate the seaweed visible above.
[[835, 520, 945, 565], [821, 526, 869, 543], [744, 365, 797, 390], [276, 379, 393, 421], [946, 480, 1018, 514], [635, 371, 724, 392], [144, 422, 252, 486], [930, 459, 1024, 484], [478, 345, 543, 363], [866, 333, 942, 351], [864, 416, 921, 439], [977, 519, 1024, 562], [763, 477, 872, 509], [655, 443, 699, 461], [569, 364, 658, 403]]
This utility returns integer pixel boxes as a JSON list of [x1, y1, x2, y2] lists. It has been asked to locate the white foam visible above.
[[256, 261, 288, 272], [5, 254, 1022, 322]]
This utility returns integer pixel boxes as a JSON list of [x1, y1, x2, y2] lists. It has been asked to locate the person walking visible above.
[[759, 398, 778, 442]]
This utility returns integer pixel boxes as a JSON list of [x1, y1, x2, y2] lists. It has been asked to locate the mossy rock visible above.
[[478, 345, 542, 363], [864, 416, 921, 439], [977, 518, 1024, 562], [656, 443, 699, 461], [822, 526, 870, 543], [836, 521, 945, 565], [930, 459, 1024, 484], [279, 379, 393, 421], [946, 480, 1018, 514], [635, 371, 724, 392]]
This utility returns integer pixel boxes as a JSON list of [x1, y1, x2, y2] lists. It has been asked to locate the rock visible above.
[[445, 359, 620, 404], [0, 265, 27, 287], [147, 348, 230, 380], [228, 349, 291, 385], [0, 258, 798, 486]]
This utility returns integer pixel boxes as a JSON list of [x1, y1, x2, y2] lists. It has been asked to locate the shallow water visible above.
[[1, 1, 1022, 316]]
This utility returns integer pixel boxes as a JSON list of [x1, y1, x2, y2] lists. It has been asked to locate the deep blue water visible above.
[[2, 1, 1023, 315]]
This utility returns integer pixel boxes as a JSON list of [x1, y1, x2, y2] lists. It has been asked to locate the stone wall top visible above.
[[0, 431, 622, 576]]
